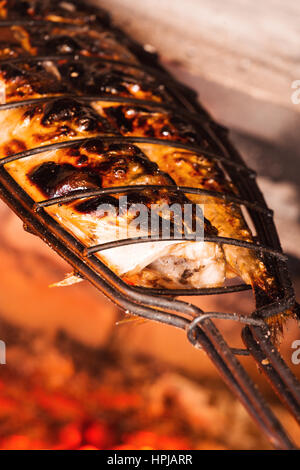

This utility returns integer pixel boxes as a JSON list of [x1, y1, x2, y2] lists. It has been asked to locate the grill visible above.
[[0, 15, 299, 450]]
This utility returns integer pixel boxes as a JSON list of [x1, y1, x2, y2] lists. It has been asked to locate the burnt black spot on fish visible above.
[[29, 161, 101, 198], [58, 61, 84, 84], [60, 63, 131, 96], [181, 269, 193, 281], [110, 191, 152, 218], [103, 106, 134, 133], [145, 126, 155, 138], [105, 142, 130, 153], [44, 35, 80, 55], [126, 192, 151, 206], [80, 139, 104, 157], [76, 155, 89, 166], [169, 116, 198, 143], [58, 59, 167, 100], [0, 61, 69, 97], [57, 125, 76, 137], [66, 146, 83, 158], [101, 105, 200, 145], [41, 98, 109, 133], [84, 141, 158, 177], [76, 32, 117, 54], [97, 156, 129, 178], [160, 125, 174, 138], [75, 194, 119, 216], [131, 153, 161, 175], [95, 71, 130, 96], [0, 63, 25, 81], [136, 115, 148, 128], [23, 104, 43, 120]]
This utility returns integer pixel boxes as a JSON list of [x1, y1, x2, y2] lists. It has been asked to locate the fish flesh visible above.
[[0, 0, 295, 336]]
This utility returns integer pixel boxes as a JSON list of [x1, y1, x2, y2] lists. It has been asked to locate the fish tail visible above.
[[252, 282, 299, 342]]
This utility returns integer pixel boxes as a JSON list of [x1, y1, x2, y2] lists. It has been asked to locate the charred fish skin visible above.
[[0, 0, 295, 335]]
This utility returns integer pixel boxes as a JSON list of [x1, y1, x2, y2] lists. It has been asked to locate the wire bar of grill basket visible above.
[[243, 326, 300, 424], [0, 91, 209, 125], [0, 92, 254, 156], [0, 13, 299, 449], [83, 235, 286, 258], [0, 134, 254, 173], [33, 184, 271, 215], [0, 53, 198, 88], [0, 94, 209, 126]]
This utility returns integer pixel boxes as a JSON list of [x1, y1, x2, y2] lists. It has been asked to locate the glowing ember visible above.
[[0, 335, 294, 450], [0, 376, 191, 450]]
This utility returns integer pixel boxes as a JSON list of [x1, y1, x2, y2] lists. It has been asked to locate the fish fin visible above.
[[253, 283, 298, 342], [115, 313, 149, 326], [49, 272, 84, 288]]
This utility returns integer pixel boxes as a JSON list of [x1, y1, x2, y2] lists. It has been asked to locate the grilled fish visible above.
[[0, 0, 295, 336]]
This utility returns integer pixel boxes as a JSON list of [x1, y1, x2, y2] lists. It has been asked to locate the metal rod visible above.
[[243, 325, 300, 424], [0, 134, 252, 173], [84, 235, 287, 260], [188, 319, 296, 450], [34, 183, 272, 215]]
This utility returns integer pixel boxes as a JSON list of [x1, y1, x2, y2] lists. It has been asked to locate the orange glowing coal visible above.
[[0, 376, 191, 450]]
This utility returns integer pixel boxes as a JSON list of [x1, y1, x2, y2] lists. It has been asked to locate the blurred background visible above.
[[0, 0, 299, 450]]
